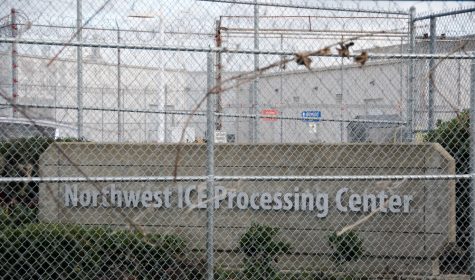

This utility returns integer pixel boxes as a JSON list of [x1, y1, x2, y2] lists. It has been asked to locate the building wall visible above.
[[0, 41, 471, 143]]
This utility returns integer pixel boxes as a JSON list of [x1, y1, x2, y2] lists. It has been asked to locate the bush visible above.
[[0, 223, 205, 279], [424, 111, 469, 273], [328, 231, 364, 262], [239, 223, 291, 280], [0, 137, 54, 209], [0, 137, 86, 205], [0, 204, 37, 228], [0, 137, 86, 228]]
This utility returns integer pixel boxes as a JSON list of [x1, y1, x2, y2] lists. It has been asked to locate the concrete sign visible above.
[[39, 143, 455, 275]]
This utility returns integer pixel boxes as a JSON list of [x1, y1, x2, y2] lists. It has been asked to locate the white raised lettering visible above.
[[294, 188, 300, 210], [363, 193, 377, 212], [184, 186, 195, 207], [236, 192, 249, 210], [197, 189, 207, 209], [141, 191, 153, 208], [163, 188, 172, 208], [282, 193, 293, 210], [91, 191, 99, 207], [250, 192, 260, 210], [336, 188, 348, 212], [403, 195, 413, 213], [101, 189, 109, 207], [153, 191, 163, 208], [349, 194, 361, 212], [272, 192, 282, 210], [388, 195, 402, 213], [64, 185, 78, 207], [377, 191, 389, 213], [227, 191, 236, 208], [123, 191, 140, 207], [79, 191, 91, 207], [260, 192, 272, 210], [316, 193, 328, 218], [110, 185, 122, 207], [214, 186, 227, 209], [301, 192, 314, 211], [177, 186, 184, 208]]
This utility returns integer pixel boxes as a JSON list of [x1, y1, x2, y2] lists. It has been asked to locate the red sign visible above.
[[261, 109, 279, 122]]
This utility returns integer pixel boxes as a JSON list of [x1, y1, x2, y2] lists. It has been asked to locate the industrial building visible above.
[[0, 37, 472, 143]]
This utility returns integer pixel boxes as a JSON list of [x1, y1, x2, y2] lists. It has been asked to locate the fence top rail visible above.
[[0, 174, 470, 183], [0, 38, 473, 59], [413, 6, 475, 22]]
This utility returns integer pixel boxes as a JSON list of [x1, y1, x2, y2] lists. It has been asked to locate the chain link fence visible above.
[[0, 0, 474, 279]]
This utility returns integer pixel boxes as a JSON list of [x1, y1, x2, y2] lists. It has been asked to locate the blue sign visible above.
[[301, 111, 321, 122]]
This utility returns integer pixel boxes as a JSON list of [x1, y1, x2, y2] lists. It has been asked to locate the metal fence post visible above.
[[11, 8, 18, 118], [428, 16, 436, 131], [215, 19, 223, 131], [76, 0, 83, 139], [164, 84, 169, 143], [206, 52, 216, 280], [470, 56, 475, 280], [340, 33, 344, 142], [249, 0, 259, 143], [279, 34, 284, 143], [406, 6, 415, 142], [116, 22, 122, 142]]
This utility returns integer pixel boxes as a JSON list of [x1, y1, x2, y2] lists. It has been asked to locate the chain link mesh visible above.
[[0, 0, 474, 279]]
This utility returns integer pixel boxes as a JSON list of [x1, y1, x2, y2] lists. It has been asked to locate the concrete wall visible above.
[[38, 143, 456, 276]]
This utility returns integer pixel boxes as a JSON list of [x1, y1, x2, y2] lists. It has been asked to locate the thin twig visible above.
[[336, 178, 408, 236], [421, 41, 469, 117]]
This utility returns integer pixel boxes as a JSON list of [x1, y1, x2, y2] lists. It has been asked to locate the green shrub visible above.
[[0, 137, 86, 228], [0, 204, 36, 228], [239, 223, 291, 280], [0, 137, 54, 208], [215, 268, 240, 280], [424, 111, 469, 272], [0, 138, 55, 230], [328, 231, 364, 262], [0, 223, 204, 279], [424, 111, 469, 174]]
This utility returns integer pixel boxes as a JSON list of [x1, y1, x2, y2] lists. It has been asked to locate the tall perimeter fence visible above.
[[0, 0, 475, 279]]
